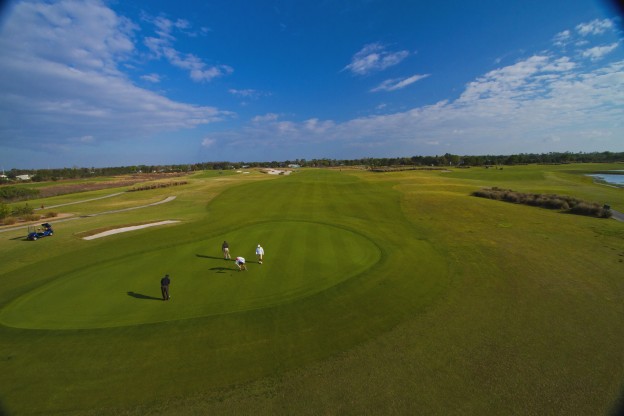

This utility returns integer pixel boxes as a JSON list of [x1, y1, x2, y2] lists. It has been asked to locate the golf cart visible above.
[[27, 223, 54, 240]]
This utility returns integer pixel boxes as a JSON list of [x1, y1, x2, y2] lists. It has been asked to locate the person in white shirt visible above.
[[256, 244, 264, 264], [235, 256, 247, 271]]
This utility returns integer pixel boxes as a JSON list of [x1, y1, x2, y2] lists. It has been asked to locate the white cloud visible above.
[[371, 74, 430, 92], [581, 42, 620, 61], [542, 57, 576, 72], [576, 18, 614, 36], [303, 118, 335, 133], [143, 15, 233, 83], [141, 73, 162, 83], [457, 55, 552, 103], [68, 135, 96, 144], [229, 89, 269, 100], [1, 0, 136, 76], [0, 0, 233, 152], [553, 30, 571, 46], [209, 39, 624, 157], [229, 89, 257, 97], [252, 113, 280, 123], [344, 43, 410, 75], [201, 138, 216, 147]]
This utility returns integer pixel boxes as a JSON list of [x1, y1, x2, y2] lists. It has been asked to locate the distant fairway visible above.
[[0, 164, 623, 415]]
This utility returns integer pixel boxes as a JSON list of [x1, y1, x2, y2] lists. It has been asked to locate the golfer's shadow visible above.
[[209, 266, 238, 274], [196, 254, 237, 273], [196, 254, 226, 260], [127, 291, 161, 301]]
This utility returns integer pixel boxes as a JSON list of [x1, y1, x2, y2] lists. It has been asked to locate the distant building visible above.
[[16, 174, 31, 181], [288, 164, 301, 168]]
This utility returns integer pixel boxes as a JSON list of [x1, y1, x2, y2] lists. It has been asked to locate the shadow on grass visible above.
[[196, 254, 260, 264], [209, 266, 236, 273], [610, 388, 624, 416], [127, 291, 162, 301], [0, 397, 7, 416], [196, 254, 253, 272], [196, 254, 228, 260]]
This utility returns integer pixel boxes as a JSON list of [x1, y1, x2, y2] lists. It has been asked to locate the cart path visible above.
[[81, 195, 177, 217], [0, 195, 177, 233], [83, 220, 180, 240], [35, 192, 125, 210], [611, 209, 624, 222]]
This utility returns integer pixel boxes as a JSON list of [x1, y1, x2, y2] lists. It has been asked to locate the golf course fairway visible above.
[[0, 165, 623, 415]]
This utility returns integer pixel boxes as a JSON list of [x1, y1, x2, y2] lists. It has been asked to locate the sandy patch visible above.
[[83, 220, 180, 240], [263, 169, 292, 175]]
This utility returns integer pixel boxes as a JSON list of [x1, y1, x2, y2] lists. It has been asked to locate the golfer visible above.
[[222, 240, 231, 260], [160, 274, 171, 301], [256, 244, 264, 264], [235, 256, 247, 271]]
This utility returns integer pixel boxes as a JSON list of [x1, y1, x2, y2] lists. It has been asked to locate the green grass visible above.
[[1, 221, 381, 329], [0, 165, 623, 415]]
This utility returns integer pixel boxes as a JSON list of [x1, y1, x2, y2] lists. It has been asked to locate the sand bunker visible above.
[[264, 169, 292, 175], [83, 220, 180, 240]]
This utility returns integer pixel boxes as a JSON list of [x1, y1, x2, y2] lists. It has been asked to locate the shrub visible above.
[[2, 217, 17, 225], [569, 202, 601, 216], [0, 202, 10, 220], [21, 213, 40, 222], [11, 204, 34, 216], [0, 186, 40, 202], [472, 188, 611, 218]]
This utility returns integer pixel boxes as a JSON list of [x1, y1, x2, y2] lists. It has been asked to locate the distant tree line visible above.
[[2, 151, 623, 182]]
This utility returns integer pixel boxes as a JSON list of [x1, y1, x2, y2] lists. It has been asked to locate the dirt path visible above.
[[83, 220, 180, 240], [35, 192, 125, 210], [611, 209, 624, 222], [0, 195, 177, 234], [80, 195, 176, 217]]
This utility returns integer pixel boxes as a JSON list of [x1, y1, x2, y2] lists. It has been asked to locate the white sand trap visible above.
[[83, 220, 180, 240], [264, 169, 292, 175]]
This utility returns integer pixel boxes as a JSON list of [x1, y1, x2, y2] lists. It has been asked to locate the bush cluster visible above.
[[371, 166, 446, 172], [0, 202, 58, 225], [10, 204, 34, 217], [127, 181, 188, 192], [473, 187, 612, 218], [0, 186, 40, 202]]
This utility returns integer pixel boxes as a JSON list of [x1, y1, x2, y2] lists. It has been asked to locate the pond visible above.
[[587, 170, 624, 186]]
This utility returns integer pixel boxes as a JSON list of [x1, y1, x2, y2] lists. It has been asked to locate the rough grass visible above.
[[0, 165, 623, 415]]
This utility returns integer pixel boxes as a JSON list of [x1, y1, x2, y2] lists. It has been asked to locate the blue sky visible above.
[[0, 0, 623, 169]]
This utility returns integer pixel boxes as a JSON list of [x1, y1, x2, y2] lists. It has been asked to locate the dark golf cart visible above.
[[27, 223, 54, 240]]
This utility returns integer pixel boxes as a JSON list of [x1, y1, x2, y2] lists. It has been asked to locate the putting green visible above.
[[0, 221, 381, 329]]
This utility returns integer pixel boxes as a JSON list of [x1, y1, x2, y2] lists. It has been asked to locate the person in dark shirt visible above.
[[160, 274, 171, 301], [222, 240, 231, 260]]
